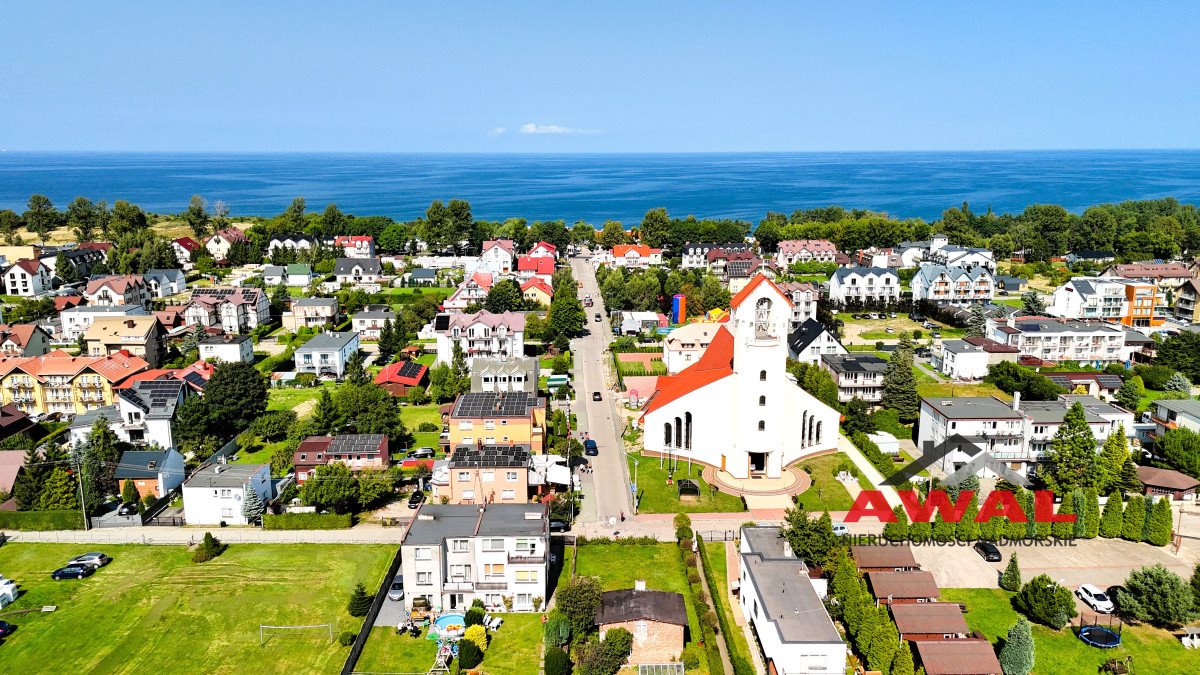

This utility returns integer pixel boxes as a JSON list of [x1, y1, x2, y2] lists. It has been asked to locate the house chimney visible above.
[[214, 465, 223, 474], [1012, 391, 1021, 411]]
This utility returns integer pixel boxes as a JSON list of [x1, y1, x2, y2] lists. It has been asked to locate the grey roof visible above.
[[1019, 400, 1107, 425], [914, 265, 991, 284], [410, 268, 438, 278], [995, 275, 1027, 288], [788, 318, 835, 355], [354, 304, 395, 320], [597, 589, 687, 627], [296, 331, 357, 352], [1008, 318, 1125, 335], [334, 258, 382, 275], [822, 353, 887, 374], [263, 265, 285, 277], [118, 379, 187, 420], [740, 552, 842, 643], [741, 525, 793, 560], [292, 297, 338, 309], [939, 339, 983, 355], [1058, 394, 1133, 418], [1154, 398, 1200, 418], [403, 503, 547, 546], [832, 266, 897, 282], [1071, 279, 1096, 295], [921, 397, 1024, 420], [1124, 330, 1153, 344], [184, 463, 267, 488], [70, 405, 119, 429], [114, 450, 175, 479], [144, 268, 186, 282]]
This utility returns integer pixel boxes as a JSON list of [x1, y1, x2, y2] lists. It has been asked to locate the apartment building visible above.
[[924, 245, 996, 273], [400, 503, 550, 613], [827, 267, 901, 306], [930, 338, 1018, 380], [470, 357, 538, 394], [445, 392, 546, 455], [295, 331, 360, 378], [1049, 276, 1163, 328], [292, 434, 390, 483], [333, 258, 383, 286], [198, 334, 254, 364], [444, 272, 494, 311], [431, 445, 531, 504], [0, 351, 150, 416], [4, 259, 52, 297], [0, 324, 52, 357], [1174, 279, 1200, 324], [1103, 262, 1193, 292], [911, 265, 994, 305], [1149, 398, 1200, 438], [775, 239, 838, 267], [84, 316, 166, 367], [186, 287, 271, 334], [282, 297, 339, 331], [60, 305, 148, 341], [435, 311, 525, 365], [605, 244, 663, 269], [775, 281, 820, 328], [515, 255, 555, 284], [478, 239, 515, 276], [334, 235, 376, 259], [680, 241, 751, 270], [987, 316, 1131, 366], [351, 305, 396, 340], [821, 353, 888, 404]]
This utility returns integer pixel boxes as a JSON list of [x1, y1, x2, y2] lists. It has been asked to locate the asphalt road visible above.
[[569, 253, 633, 526]]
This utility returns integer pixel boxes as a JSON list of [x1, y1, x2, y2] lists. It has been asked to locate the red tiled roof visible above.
[[210, 228, 249, 244], [78, 242, 113, 252], [612, 244, 662, 258], [10, 259, 44, 275], [1137, 466, 1200, 491], [482, 239, 515, 252], [85, 274, 145, 296], [531, 241, 557, 252], [374, 360, 429, 387], [517, 256, 555, 275], [173, 237, 201, 252], [642, 326, 734, 417], [521, 278, 553, 297], [777, 239, 836, 254], [729, 273, 794, 310], [915, 640, 1003, 675], [55, 295, 85, 311], [0, 324, 40, 349]]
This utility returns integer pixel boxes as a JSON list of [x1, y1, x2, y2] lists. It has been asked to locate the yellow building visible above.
[[444, 392, 547, 455], [0, 351, 150, 417]]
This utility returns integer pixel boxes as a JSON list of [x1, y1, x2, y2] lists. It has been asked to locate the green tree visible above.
[[557, 576, 602, 637], [241, 484, 264, 522], [192, 531, 227, 562], [310, 388, 339, 434], [882, 505, 909, 541], [1121, 494, 1147, 542], [344, 349, 369, 385], [891, 642, 916, 675], [1146, 496, 1174, 546], [24, 194, 60, 242], [67, 196, 105, 242], [120, 476, 140, 507], [1164, 372, 1191, 393], [909, 519, 932, 543], [1051, 495, 1075, 539], [1159, 427, 1200, 478], [966, 303, 987, 338], [1114, 378, 1142, 412], [1096, 428, 1129, 493], [881, 337, 919, 421], [956, 493, 980, 541], [998, 618, 1035, 675], [783, 506, 843, 568], [1040, 402, 1097, 493], [1115, 455, 1143, 494], [270, 283, 290, 316], [865, 606, 900, 673], [1014, 574, 1076, 629], [1021, 291, 1046, 315], [1156, 331, 1200, 383], [204, 362, 269, 433], [334, 383, 404, 438], [302, 463, 360, 514], [1123, 564, 1195, 628], [484, 278, 525, 312], [598, 220, 628, 248], [38, 467, 80, 511], [1082, 488, 1100, 538], [183, 195, 211, 239], [1000, 553, 1023, 591], [1099, 492, 1124, 538], [347, 582, 372, 617], [377, 318, 399, 357], [639, 207, 671, 249], [1190, 562, 1200, 619], [279, 197, 307, 232], [109, 200, 147, 237], [932, 511, 955, 542]]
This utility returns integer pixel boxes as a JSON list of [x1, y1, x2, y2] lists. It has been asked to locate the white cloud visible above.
[[518, 123, 597, 135], [487, 127, 507, 136]]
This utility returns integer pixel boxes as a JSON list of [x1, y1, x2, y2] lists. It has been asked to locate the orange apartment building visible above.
[[431, 445, 531, 504], [444, 392, 546, 455]]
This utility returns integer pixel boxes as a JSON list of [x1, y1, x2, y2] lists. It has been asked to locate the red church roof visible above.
[[729, 273, 793, 310], [642, 326, 735, 417]]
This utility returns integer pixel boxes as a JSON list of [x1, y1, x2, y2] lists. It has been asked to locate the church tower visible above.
[[729, 275, 792, 473]]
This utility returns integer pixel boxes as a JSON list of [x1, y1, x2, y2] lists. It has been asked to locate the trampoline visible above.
[[1079, 625, 1122, 648]]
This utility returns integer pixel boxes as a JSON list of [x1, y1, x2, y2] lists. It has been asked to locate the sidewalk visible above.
[[838, 434, 902, 507]]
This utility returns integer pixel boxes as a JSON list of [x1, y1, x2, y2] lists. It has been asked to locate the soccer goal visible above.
[[260, 623, 334, 645]]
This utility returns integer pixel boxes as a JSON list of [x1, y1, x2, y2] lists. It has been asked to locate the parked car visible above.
[[972, 541, 1002, 562], [117, 503, 138, 516], [549, 520, 570, 533], [407, 490, 426, 509], [884, 327, 895, 334], [68, 552, 111, 569], [923, 321, 936, 329], [889, 312, 897, 318], [931, 331, 942, 339], [594, 313, 602, 322], [909, 312, 925, 322], [0, 620, 14, 637], [410, 447, 435, 459], [592, 391, 602, 401], [51, 565, 94, 581], [831, 523, 849, 536], [1077, 584, 1115, 613], [584, 439, 599, 456], [387, 576, 405, 601]]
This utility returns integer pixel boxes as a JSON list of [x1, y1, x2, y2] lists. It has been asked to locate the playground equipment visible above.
[[1078, 614, 1124, 649]]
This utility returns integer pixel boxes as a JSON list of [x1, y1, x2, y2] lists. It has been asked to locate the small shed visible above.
[[868, 431, 900, 455], [1137, 466, 1200, 500], [596, 588, 688, 665]]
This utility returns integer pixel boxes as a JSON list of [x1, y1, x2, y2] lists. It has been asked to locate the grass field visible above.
[[267, 382, 337, 415], [917, 380, 1011, 400], [356, 627, 439, 673], [629, 452, 746, 514], [794, 453, 859, 511], [414, 353, 437, 366], [382, 286, 453, 300], [942, 588, 1200, 675], [702, 541, 755, 670], [0, 543, 394, 674]]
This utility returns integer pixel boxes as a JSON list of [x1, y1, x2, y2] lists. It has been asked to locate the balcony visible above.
[[443, 581, 474, 592], [508, 552, 546, 564], [475, 581, 508, 591]]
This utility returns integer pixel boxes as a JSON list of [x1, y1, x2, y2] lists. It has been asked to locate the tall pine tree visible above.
[[1041, 402, 1098, 494], [881, 335, 919, 422], [998, 618, 1035, 675], [1099, 492, 1124, 538], [1122, 494, 1147, 542], [1096, 427, 1129, 493]]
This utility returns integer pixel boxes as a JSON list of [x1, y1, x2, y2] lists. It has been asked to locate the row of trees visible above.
[[595, 266, 731, 319]]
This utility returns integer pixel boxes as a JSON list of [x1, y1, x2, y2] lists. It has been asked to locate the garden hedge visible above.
[[263, 512, 352, 530], [0, 510, 85, 530]]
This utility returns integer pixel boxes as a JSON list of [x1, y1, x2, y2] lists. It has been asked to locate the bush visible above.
[[263, 512, 352, 530], [1000, 554, 1023, 592], [1135, 364, 1177, 390], [417, 421, 440, 432], [192, 532, 227, 563], [347, 582, 372, 617], [1121, 564, 1195, 628], [458, 639, 484, 669], [338, 630, 356, 647], [0, 510, 85, 530], [463, 624, 488, 652], [465, 607, 485, 627], [251, 410, 297, 441], [687, 569, 700, 585], [1014, 574, 1077, 629], [544, 647, 571, 675], [141, 492, 159, 509], [681, 645, 701, 670], [544, 610, 571, 649]]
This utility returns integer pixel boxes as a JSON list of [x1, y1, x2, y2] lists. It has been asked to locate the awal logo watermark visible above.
[[883, 433, 1030, 489]]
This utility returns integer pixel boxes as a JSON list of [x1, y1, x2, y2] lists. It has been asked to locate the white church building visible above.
[[640, 275, 841, 479]]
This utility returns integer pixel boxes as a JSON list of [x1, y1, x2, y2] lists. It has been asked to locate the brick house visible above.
[[595, 587, 687, 665], [292, 434, 390, 484], [114, 448, 186, 500]]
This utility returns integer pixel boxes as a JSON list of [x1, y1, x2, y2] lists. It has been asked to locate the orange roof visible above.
[[642, 326, 734, 417], [521, 278, 553, 297], [55, 295, 85, 311], [0, 324, 39, 349], [0, 352, 148, 383], [612, 244, 661, 258], [729, 273, 793, 310], [114, 369, 176, 389]]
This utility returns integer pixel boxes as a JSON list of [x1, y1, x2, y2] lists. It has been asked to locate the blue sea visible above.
[[1, 151, 1199, 224]]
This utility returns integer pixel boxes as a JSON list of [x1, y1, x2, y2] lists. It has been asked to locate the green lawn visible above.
[[942, 588, 1200, 675], [476, 613, 544, 675], [414, 353, 436, 366], [0, 543, 394, 674], [356, 627, 440, 673], [402, 403, 443, 429], [917, 380, 1011, 400], [267, 382, 337, 415], [628, 452, 746, 514], [234, 439, 289, 467], [702, 541, 755, 671], [383, 286, 453, 301], [795, 453, 859, 511]]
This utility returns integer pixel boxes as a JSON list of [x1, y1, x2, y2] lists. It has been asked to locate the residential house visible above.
[[663, 322, 722, 374], [681, 242, 751, 270], [352, 304, 396, 340], [69, 378, 187, 448], [915, 641, 1003, 675], [931, 339, 1002, 380], [738, 525, 846, 675], [994, 275, 1027, 293], [787, 318, 847, 365], [113, 448, 187, 500], [172, 237, 202, 269], [266, 234, 321, 255], [205, 227, 250, 261], [641, 275, 841, 479], [264, 263, 313, 287], [775, 239, 838, 266], [852, 246, 903, 268], [1065, 251, 1116, 266], [1049, 276, 1163, 328], [374, 360, 429, 396], [400, 503, 550, 613], [444, 272, 495, 311], [520, 278, 552, 306], [407, 268, 439, 286], [0, 404, 36, 444], [526, 241, 557, 259], [0, 351, 149, 416], [1137, 466, 1200, 500], [282, 297, 339, 332], [199, 334, 254, 364], [891, 603, 971, 642], [470, 357, 538, 394], [4, 259, 52, 296], [515, 255, 555, 284], [41, 247, 104, 282], [1041, 371, 1125, 400], [0, 324, 52, 357], [84, 274, 150, 308], [60, 305, 148, 341], [821, 353, 888, 404], [142, 269, 187, 298], [478, 239, 516, 276], [596, 588, 688, 666], [334, 235, 376, 259], [446, 391, 547, 454], [850, 545, 920, 573], [292, 434, 390, 483], [1174, 279, 1200, 324], [775, 281, 820, 328], [925, 245, 996, 273], [333, 258, 382, 286], [84, 316, 165, 367], [610, 244, 663, 269], [0, 447, 35, 498], [432, 445, 531, 504], [436, 311, 525, 365], [1149, 398, 1200, 438], [295, 331, 360, 378], [186, 287, 271, 333], [987, 316, 1131, 366], [912, 265, 994, 305], [182, 463, 272, 526], [706, 248, 759, 282], [1103, 262, 1193, 293], [827, 267, 901, 306], [868, 571, 940, 605]]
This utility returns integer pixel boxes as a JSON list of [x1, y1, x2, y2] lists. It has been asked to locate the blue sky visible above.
[[2, 1, 1198, 152]]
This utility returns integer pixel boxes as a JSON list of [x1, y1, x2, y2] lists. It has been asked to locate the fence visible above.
[[697, 530, 740, 542], [341, 545, 404, 675], [143, 515, 185, 527]]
